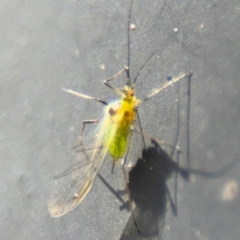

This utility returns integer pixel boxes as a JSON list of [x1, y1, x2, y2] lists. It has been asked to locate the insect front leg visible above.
[[103, 66, 129, 95]]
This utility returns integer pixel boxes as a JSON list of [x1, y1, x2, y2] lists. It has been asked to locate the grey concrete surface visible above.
[[1, 0, 240, 240]]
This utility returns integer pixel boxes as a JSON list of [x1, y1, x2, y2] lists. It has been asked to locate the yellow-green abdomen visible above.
[[108, 120, 131, 160]]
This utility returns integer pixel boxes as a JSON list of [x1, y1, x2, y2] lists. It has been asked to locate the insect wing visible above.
[[48, 138, 106, 217]]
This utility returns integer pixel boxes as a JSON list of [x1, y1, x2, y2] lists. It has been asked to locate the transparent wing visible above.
[[48, 139, 107, 217]]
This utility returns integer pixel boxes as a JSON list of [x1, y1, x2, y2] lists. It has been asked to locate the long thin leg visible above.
[[62, 88, 108, 106], [73, 119, 99, 151], [80, 120, 99, 139], [103, 66, 129, 95], [97, 173, 127, 206], [63, 67, 128, 103], [136, 110, 146, 149], [143, 72, 193, 102]]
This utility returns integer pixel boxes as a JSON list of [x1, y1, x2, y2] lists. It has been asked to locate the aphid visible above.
[[48, 0, 192, 218]]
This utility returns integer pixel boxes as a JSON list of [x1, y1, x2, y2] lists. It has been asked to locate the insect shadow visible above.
[[109, 138, 238, 240]]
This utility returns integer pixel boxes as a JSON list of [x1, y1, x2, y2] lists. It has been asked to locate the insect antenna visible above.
[[126, 0, 134, 86]]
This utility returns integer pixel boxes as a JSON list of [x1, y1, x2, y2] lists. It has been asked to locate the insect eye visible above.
[[124, 111, 130, 118]]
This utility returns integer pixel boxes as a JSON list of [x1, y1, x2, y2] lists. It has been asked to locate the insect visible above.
[[48, 0, 192, 218]]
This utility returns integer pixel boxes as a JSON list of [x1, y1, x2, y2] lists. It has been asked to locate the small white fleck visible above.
[[173, 28, 178, 32], [221, 180, 239, 202], [99, 64, 105, 70], [129, 23, 136, 30], [74, 49, 80, 58], [74, 193, 79, 198], [127, 162, 134, 168], [165, 225, 170, 231]]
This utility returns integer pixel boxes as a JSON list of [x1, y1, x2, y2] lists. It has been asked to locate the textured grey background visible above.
[[1, 0, 240, 240]]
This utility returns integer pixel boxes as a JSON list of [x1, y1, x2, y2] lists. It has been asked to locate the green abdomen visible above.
[[108, 122, 131, 160]]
